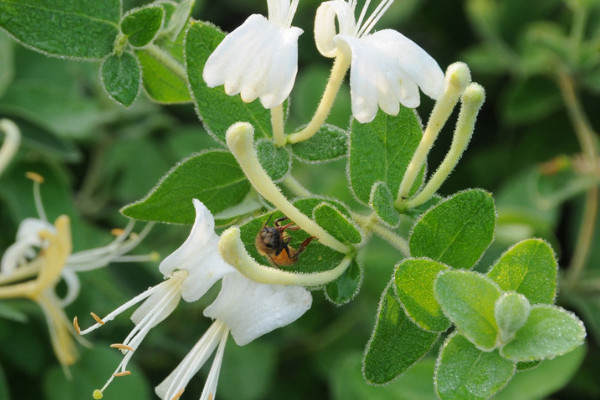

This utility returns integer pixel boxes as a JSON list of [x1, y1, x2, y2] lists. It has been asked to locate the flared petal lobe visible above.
[[203, 14, 302, 109], [159, 199, 234, 302], [204, 272, 312, 346], [337, 30, 444, 123]]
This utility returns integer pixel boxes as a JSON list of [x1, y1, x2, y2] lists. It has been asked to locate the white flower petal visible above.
[[155, 321, 228, 400], [203, 14, 302, 109], [372, 29, 445, 100], [1, 218, 54, 274], [159, 199, 234, 302], [204, 272, 312, 346], [314, 0, 357, 57]]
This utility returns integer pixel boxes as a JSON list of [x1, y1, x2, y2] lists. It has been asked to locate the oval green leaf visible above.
[[434, 270, 501, 351], [325, 259, 362, 305], [121, 150, 251, 223], [101, 52, 140, 107], [410, 189, 495, 269], [495, 292, 531, 345], [435, 332, 515, 400], [0, 0, 120, 59], [363, 283, 438, 384], [487, 238, 557, 304], [256, 139, 290, 182], [349, 108, 423, 205], [291, 124, 348, 163], [121, 6, 164, 48], [313, 203, 362, 244], [370, 181, 401, 228], [394, 258, 450, 332], [500, 305, 586, 362]]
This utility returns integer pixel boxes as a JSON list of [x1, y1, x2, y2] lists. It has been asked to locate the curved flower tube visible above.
[[203, 0, 303, 109], [314, 0, 445, 123]]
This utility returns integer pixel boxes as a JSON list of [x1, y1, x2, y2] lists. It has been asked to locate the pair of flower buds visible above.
[[204, 0, 445, 123]]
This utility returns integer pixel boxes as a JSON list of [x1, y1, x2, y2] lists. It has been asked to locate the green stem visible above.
[[144, 44, 188, 82], [557, 72, 599, 289], [352, 213, 411, 257]]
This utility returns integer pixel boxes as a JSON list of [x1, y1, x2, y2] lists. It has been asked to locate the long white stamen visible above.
[[357, 0, 394, 38], [79, 280, 170, 335], [354, 0, 373, 36], [199, 329, 229, 400], [285, 0, 300, 28], [161, 321, 228, 400], [58, 269, 81, 307], [32, 180, 48, 223]]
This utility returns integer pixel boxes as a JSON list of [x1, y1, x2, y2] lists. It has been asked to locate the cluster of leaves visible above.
[[0, 0, 595, 399]]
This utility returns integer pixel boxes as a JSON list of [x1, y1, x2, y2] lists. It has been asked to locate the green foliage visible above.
[[435, 333, 515, 400], [434, 270, 501, 350], [256, 139, 290, 182], [325, 259, 363, 305], [363, 284, 438, 385], [499, 305, 586, 362], [121, 6, 164, 48], [291, 124, 348, 163], [410, 190, 496, 269], [487, 239, 557, 304], [370, 182, 401, 227], [394, 258, 450, 332], [101, 52, 141, 107], [349, 108, 423, 205], [495, 292, 531, 344], [185, 21, 272, 142], [122, 150, 251, 223], [313, 203, 363, 245], [0, 0, 120, 59]]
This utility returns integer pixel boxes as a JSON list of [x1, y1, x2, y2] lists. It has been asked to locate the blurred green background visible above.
[[1, 0, 599, 399]]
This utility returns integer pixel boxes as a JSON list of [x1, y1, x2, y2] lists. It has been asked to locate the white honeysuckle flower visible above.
[[156, 271, 312, 400], [315, 0, 445, 123], [203, 0, 303, 109], [1, 218, 55, 275], [82, 199, 235, 399]]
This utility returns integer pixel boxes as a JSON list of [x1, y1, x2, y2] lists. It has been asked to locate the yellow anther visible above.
[[90, 312, 105, 325], [73, 316, 81, 334], [110, 228, 126, 237], [25, 171, 44, 183], [150, 251, 160, 262], [110, 343, 135, 352], [92, 389, 103, 399], [113, 370, 132, 377], [172, 388, 185, 400]]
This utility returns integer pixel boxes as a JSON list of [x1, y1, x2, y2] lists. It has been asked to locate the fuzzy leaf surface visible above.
[[291, 124, 348, 162], [101, 52, 140, 107], [121, 6, 163, 47]]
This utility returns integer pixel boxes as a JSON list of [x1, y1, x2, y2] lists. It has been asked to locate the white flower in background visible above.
[[156, 271, 312, 400], [82, 199, 235, 399], [315, 0, 445, 123], [203, 0, 303, 108]]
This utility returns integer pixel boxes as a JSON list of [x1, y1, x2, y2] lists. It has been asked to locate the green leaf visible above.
[[185, 21, 272, 142], [435, 332, 515, 400], [121, 150, 251, 223], [162, 0, 194, 40], [434, 270, 501, 351], [256, 139, 290, 182], [291, 124, 348, 163], [494, 345, 585, 400], [100, 52, 141, 107], [410, 189, 496, 269], [495, 292, 531, 345], [136, 48, 191, 103], [0, 0, 120, 59], [0, 363, 8, 400], [313, 203, 362, 244], [325, 259, 362, 305], [331, 353, 436, 400], [363, 283, 438, 385], [500, 305, 586, 362], [121, 6, 164, 48], [0, 31, 14, 97], [394, 258, 450, 332], [370, 181, 401, 227], [487, 238, 557, 304], [43, 346, 151, 400], [349, 107, 423, 204], [238, 199, 348, 274]]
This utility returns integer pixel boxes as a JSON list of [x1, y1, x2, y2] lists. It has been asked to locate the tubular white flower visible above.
[[156, 271, 312, 399], [1, 218, 55, 275], [203, 0, 303, 109], [314, 0, 445, 123], [159, 199, 235, 302]]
